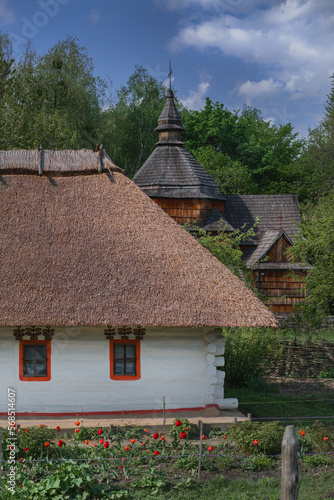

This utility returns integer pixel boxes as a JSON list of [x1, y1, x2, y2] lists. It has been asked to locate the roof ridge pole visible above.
[[38, 144, 44, 177], [98, 144, 103, 173]]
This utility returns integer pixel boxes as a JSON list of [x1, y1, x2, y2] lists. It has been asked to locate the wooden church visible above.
[[133, 85, 308, 315]]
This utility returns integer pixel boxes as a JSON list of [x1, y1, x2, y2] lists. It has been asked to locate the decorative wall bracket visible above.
[[13, 326, 55, 341], [104, 326, 146, 341]]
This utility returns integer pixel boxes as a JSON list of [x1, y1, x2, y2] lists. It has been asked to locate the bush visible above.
[[308, 421, 334, 453], [223, 327, 281, 387], [241, 455, 273, 471], [302, 454, 334, 468], [228, 420, 285, 455]]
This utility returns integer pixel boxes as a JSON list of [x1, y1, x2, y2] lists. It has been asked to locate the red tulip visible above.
[[75, 429, 80, 433], [58, 440, 63, 447], [175, 420, 181, 427], [144, 428, 148, 433], [208, 446, 214, 451], [56, 426, 61, 431], [75, 421, 80, 426], [104, 441, 110, 449], [324, 437, 329, 441], [24, 447, 29, 452], [180, 431, 187, 439], [44, 442, 50, 447], [99, 438, 104, 445], [185, 427, 189, 431], [152, 433, 159, 439], [300, 430, 305, 437], [154, 450, 160, 456], [98, 429, 103, 435], [85, 440, 90, 445], [223, 435, 227, 439], [253, 439, 259, 446], [202, 435, 206, 440], [130, 439, 136, 444], [125, 446, 130, 451], [19, 458, 22, 463], [160, 436, 165, 440]]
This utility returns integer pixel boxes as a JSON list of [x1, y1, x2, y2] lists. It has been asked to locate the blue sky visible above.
[[1, 0, 334, 137]]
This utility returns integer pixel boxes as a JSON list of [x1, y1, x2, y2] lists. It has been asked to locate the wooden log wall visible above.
[[253, 270, 308, 314], [152, 197, 225, 226]]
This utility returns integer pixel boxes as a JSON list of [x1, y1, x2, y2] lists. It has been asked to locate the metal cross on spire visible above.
[[168, 60, 172, 90]]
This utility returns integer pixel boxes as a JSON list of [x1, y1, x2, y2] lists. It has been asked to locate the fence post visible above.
[[281, 425, 299, 500]]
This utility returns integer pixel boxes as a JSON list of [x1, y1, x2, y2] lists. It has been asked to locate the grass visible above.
[[225, 380, 334, 425], [128, 471, 334, 499]]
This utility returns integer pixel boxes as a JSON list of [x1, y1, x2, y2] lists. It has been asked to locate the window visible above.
[[19, 340, 51, 381], [110, 339, 140, 380]]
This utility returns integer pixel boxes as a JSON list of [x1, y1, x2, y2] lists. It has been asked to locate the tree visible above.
[[294, 76, 334, 202], [195, 222, 259, 293], [181, 98, 303, 195], [290, 191, 334, 317], [0, 31, 14, 98], [99, 66, 166, 176], [0, 36, 105, 150]]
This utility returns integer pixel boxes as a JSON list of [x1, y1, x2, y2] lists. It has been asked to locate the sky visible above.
[[1, 0, 334, 138]]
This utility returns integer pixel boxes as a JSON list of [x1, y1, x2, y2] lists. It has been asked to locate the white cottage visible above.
[[0, 149, 277, 417]]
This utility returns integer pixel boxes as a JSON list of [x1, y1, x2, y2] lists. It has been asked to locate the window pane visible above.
[[125, 345, 136, 358], [35, 362, 47, 376], [23, 346, 35, 360], [114, 344, 124, 359], [114, 360, 124, 375], [35, 345, 46, 360], [125, 360, 136, 375], [23, 361, 35, 376]]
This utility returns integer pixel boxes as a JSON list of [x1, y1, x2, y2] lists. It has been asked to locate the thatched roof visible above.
[[0, 149, 277, 328]]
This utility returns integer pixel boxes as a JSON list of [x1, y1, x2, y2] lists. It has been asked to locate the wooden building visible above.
[[133, 88, 308, 315], [0, 148, 277, 417]]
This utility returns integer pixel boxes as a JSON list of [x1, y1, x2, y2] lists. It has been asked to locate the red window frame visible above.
[[19, 340, 51, 382], [109, 339, 141, 380]]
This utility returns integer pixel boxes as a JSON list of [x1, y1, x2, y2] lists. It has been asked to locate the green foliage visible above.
[[132, 466, 171, 492], [0, 35, 104, 150], [241, 454, 273, 471], [1, 426, 55, 459], [100, 66, 166, 176], [196, 223, 258, 290], [294, 76, 334, 201], [223, 327, 280, 387], [15, 461, 116, 499], [302, 454, 334, 468], [308, 421, 334, 453], [228, 420, 285, 455], [290, 191, 334, 315], [318, 370, 334, 379], [182, 98, 302, 195]]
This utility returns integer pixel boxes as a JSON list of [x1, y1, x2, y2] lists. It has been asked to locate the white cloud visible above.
[[238, 78, 282, 105], [89, 9, 100, 24], [169, 0, 334, 104], [0, 0, 15, 25], [181, 80, 211, 109]]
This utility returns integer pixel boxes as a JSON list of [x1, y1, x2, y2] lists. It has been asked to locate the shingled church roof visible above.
[[0, 148, 277, 328], [133, 89, 224, 201], [224, 194, 301, 240]]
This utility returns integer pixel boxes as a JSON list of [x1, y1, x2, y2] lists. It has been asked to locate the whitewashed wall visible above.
[[0, 326, 231, 414]]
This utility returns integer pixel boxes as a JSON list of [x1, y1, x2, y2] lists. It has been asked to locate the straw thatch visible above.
[[0, 149, 278, 328], [0, 149, 123, 175]]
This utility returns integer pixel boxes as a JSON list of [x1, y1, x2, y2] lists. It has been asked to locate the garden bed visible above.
[[1, 417, 333, 499]]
